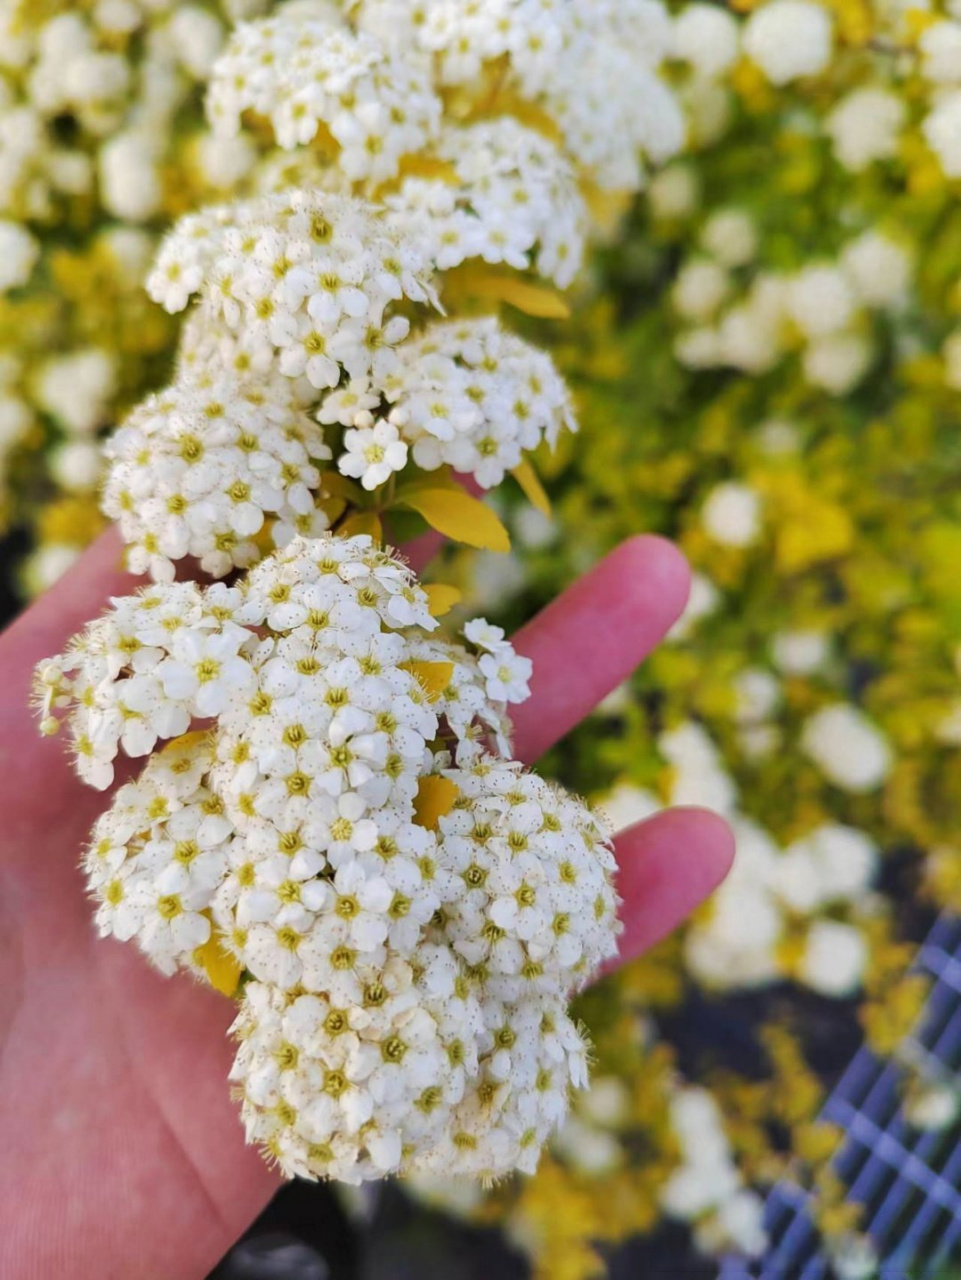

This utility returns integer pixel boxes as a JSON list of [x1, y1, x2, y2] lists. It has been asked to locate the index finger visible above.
[[510, 535, 691, 764]]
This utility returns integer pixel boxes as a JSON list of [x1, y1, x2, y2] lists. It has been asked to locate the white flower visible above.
[[743, 0, 833, 85], [771, 630, 828, 675], [0, 220, 39, 292], [803, 331, 872, 395], [801, 704, 892, 792], [701, 481, 762, 548], [923, 90, 961, 177], [799, 920, 868, 996], [478, 649, 532, 705], [840, 231, 912, 308], [649, 166, 700, 221], [463, 619, 507, 653], [672, 259, 730, 321], [826, 88, 905, 171], [785, 265, 856, 338], [672, 4, 740, 78], [701, 211, 757, 267], [920, 19, 961, 83], [339, 413, 408, 491], [732, 668, 780, 725]]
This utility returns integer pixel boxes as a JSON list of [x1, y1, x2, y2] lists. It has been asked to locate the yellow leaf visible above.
[[317, 496, 347, 525], [400, 659, 454, 702], [467, 273, 572, 319], [512, 459, 551, 516], [413, 775, 460, 831], [194, 926, 243, 998], [776, 499, 853, 573], [423, 583, 462, 617], [320, 473, 365, 504], [396, 154, 461, 184], [339, 510, 383, 543], [399, 486, 510, 552]]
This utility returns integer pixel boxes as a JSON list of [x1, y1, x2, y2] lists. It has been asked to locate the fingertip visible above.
[[605, 805, 735, 971], [665, 808, 742, 890], [616, 534, 692, 630]]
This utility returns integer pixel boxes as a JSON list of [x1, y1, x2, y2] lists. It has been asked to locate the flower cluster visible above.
[[352, 0, 682, 192], [36, 534, 619, 1180], [207, 4, 442, 177], [0, 0, 272, 591], [386, 119, 590, 289], [673, 227, 913, 394], [325, 318, 577, 490]]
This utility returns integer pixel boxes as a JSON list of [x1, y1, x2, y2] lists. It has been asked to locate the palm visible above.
[[0, 532, 732, 1280]]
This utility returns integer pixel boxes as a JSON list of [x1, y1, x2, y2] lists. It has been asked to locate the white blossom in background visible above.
[[667, 571, 721, 642], [801, 703, 893, 792], [661, 1087, 767, 1258], [826, 88, 906, 172], [771, 630, 830, 676], [672, 4, 741, 80], [596, 722, 880, 996], [743, 0, 833, 85], [701, 481, 763, 548], [922, 90, 961, 177], [0, 219, 39, 291], [799, 920, 869, 996], [208, 6, 441, 181], [355, 0, 682, 192]]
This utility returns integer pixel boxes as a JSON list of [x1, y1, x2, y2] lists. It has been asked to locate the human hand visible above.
[[0, 531, 733, 1280]]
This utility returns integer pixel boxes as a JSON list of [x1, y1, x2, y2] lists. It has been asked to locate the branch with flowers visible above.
[[30, 0, 685, 1186]]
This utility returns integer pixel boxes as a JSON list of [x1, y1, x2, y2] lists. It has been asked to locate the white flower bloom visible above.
[[700, 210, 757, 268], [701, 481, 762, 548], [803, 331, 872, 395], [799, 920, 868, 996], [826, 87, 905, 171], [672, 4, 740, 78], [923, 90, 961, 177], [208, 9, 441, 184], [840, 231, 912, 308], [801, 704, 893, 792], [920, 19, 961, 83], [771, 630, 829, 675], [743, 0, 833, 85], [0, 220, 39, 291], [785, 265, 857, 339], [339, 412, 408, 491]]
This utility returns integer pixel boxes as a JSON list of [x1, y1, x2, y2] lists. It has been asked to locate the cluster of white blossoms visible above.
[[660, 1087, 767, 1258], [323, 318, 577, 491], [386, 119, 590, 289], [601, 722, 878, 997], [207, 3, 442, 177], [351, 0, 682, 193], [101, 372, 332, 581], [673, 223, 913, 394], [36, 534, 620, 1181], [0, 0, 264, 226], [671, 0, 961, 182]]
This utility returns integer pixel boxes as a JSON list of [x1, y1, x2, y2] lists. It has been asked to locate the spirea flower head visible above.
[[36, 533, 620, 1182], [102, 372, 332, 581], [336, 317, 578, 489], [207, 4, 442, 181], [386, 119, 589, 288], [353, 0, 681, 191]]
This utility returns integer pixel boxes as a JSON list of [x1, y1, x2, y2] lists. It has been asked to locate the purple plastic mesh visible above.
[[719, 915, 961, 1280]]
